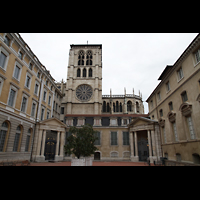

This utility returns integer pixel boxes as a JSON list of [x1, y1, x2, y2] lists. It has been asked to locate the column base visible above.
[[131, 156, 139, 162], [55, 155, 64, 162], [35, 155, 45, 162]]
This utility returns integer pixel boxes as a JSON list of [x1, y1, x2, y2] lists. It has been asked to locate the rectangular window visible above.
[[166, 81, 170, 92], [181, 91, 188, 102], [48, 95, 51, 105], [187, 116, 195, 139], [4, 36, 10, 46], [18, 51, 23, 59], [159, 109, 163, 117], [123, 132, 129, 145], [47, 111, 49, 119], [41, 108, 44, 120], [94, 131, 101, 145], [14, 65, 20, 80], [111, 132, 117, 145], [21, 97, 27, 112], [0, 52, 7, 69], [157, 92, 161, 101], [34, 84, 39, 95], [29, 63, 32, 70], [31, 103, 36, 117], [25, 75, 31, 88], [172, 122, 178, 142], [195, 50, 200, 63], [8, 89, 16, 107], [169, 102, 173, 111], [43, 91, 46, 101], [61, 107, 64, 114], [177, 67, 183, 81]]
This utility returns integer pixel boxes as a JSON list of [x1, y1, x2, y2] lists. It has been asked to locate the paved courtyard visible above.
[[16, 161, 156, 166]]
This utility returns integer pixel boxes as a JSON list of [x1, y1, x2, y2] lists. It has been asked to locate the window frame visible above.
[[13, 61, 22, 82], [7, 84, 18, 108], [177, 67, 184, 82], [0, 46, 10, 72], [110, 131, 118, 146], [25, 72, 32, 89], [20, 94, 28, 113]]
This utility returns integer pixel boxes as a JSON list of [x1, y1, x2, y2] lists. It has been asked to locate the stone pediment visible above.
[[38, 117, 67, 128], [128, 117, 157, 131]]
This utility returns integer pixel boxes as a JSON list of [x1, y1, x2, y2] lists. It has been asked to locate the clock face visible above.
[[76, 84, 93, 102]]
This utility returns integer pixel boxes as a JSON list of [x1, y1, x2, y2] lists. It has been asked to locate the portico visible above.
[[128, 117, 162, 163], [31, 117, 67, 162]]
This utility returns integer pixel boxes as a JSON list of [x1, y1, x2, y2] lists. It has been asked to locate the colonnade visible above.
[[129, 130, 158, 163], [35, 129, 65, 162]]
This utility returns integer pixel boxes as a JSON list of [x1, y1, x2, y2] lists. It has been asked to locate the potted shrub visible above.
[[64, 124, 98, 166]]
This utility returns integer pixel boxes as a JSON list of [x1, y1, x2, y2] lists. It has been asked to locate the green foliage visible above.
[[64, 124, 98, 159]]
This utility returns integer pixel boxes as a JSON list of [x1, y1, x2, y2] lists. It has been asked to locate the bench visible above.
[[21, 160, 30, 166]]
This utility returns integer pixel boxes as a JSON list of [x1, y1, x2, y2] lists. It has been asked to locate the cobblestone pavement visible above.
[[23, 161, 156, 166]]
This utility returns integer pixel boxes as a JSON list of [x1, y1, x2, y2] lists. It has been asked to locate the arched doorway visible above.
[[94, 152, 100, 160]]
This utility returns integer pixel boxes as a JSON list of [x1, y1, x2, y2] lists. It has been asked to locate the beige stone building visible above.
[[146, 33, 200, 165], [0, 33, 63, 162]]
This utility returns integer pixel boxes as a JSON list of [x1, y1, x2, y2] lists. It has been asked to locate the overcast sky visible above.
[[19, 33, 198, 114]]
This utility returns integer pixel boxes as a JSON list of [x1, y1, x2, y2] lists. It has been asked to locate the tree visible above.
[[64, 124, 98, 159]]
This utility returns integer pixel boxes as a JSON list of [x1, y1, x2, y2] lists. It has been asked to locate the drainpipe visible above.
[[154, 92, 163, 160], [30, 74, 43, 162]]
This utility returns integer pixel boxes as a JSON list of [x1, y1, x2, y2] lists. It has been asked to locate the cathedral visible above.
[[56, 44, 161, 162]]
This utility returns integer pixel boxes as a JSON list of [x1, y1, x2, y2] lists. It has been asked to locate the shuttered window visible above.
[[123, 132, 129, 145], [187, 116, 195, 139], [111, 132, 117, 145]]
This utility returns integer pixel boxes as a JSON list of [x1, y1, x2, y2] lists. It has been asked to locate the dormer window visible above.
[[4, 36, 10, 46], [18, 51, 23, 59]]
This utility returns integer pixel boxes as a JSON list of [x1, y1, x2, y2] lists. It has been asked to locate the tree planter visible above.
[[71, 157, 93, 166], [64, 124, 98, 166]]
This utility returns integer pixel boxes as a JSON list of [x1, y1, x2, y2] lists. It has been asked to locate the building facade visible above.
[[146, 33, 200, 165], [0, 33, 63, 162]]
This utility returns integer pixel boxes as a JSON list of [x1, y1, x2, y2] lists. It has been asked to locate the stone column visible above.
[[55, 131, 60, 156], [147, 130, 153, 163], [36, 129, 43, 156], [131, 131, 139, 162], [59, 131, 64, 159], [134, 131, 138, 157], [129, 132, 134, 159], [41, 129, 46, 160], [151, 130, 157, 161]]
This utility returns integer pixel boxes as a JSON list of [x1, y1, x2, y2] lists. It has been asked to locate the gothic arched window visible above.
[[83, 68, 86, 77], [77, 68, 81, 77], [89, 68, 92, 77], [127, 101, 132, 112], [136, 102, 139, 113], [107, 103, 110, 112], [78, 51, 84, 65], [120, 103, 122, 112], [86, 51, 92, 65], [103, 101, 106, 112]]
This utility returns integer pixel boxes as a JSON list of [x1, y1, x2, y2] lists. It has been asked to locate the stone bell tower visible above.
[[64, 44, 102, 114]]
